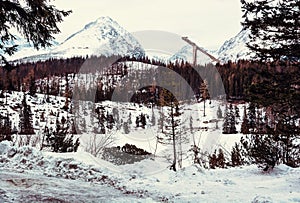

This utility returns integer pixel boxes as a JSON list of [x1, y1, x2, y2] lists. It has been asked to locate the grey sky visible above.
[[53, 0, 243, 50]]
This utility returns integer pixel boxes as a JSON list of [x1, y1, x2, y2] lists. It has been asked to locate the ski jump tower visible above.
[[182, 37, 220, 66]]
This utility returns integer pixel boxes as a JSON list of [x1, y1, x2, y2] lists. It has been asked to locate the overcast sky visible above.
[[53, 0, 243, 50]]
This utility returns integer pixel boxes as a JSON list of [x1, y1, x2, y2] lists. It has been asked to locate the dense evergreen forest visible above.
[[0, 55, 299, 168], [1, 56, 299, 106]]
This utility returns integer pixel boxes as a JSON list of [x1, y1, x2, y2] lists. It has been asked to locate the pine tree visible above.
[[136, 116, 140, 128], [96, 107, 106, 134], [231, 143, 244, 167], [19, 93, 34, 135], [273, 116, 300, 167], [106, 113, 114, 130], [0, 112, 13, 142], [241, 66, 300, 168], [140, 113, 146, 129], [209, 148, 226, 169], [0, 0, 71, 67], [63, 74, 70, 111], [241, 0, 300, 60], [44, 115, 79, 153], [247, 103, 257, 134], [222, 105, 230, 134], [241, 106, 250, 134], [241, 108, 300, 169], [128, 113, 132, 125], [29, 76, 36, 96], [229, 104, 237, 134], [241, 134, 280, 171], [235, 106, 240, 120], [209, 150, 218, 169], [256, 109, 264, 134], [70, 119, 78, 135], [199, 79, 209, 117], [217, 148, 225, 168]]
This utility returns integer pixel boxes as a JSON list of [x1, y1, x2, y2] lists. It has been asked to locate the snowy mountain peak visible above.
[[93, 16, 115, 26], [77, 16, 119, 37], [217, 29, 254, 62], [10, 16, 145, 62], [55, 16, 145, 58]]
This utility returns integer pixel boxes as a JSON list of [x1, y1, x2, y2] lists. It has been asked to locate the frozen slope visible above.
[[52, 16, 144, 59], [1, 34, 57, 62], [10, 16, 145, 62], [217, 29, 254, 62], [170, 45, 217, 66]]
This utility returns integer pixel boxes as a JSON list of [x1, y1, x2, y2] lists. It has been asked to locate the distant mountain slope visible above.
[[1, 34, 57, 62], [53, 16, 144, 59], [169, 45, 217, 66], [217, 30, 254, 62], [10, 16, 145, 62], [6, 18, 256, 64]]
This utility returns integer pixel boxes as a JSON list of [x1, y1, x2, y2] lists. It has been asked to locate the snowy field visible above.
[[0, 90, 300, 202], [0, 141, 299, 202]]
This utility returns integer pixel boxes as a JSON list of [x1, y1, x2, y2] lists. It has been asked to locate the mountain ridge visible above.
[[5, 17, 252, 63], [9, 16, 145, 63], [216, 30, 252, 62]]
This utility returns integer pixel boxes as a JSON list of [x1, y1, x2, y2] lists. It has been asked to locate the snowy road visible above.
[[0, 169, 154, 203]]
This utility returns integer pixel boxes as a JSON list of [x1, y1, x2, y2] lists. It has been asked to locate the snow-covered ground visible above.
[[0, 170, 155, 203], [0, 141, 299, 202], [0, 82, 299, 202]]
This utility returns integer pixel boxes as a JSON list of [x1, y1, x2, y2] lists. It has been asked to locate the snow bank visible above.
[[1, 141, 300, 202]]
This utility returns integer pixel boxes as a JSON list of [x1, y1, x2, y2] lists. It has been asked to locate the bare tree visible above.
[[157, 100, 188, 171], [85, 133, 115, 157]]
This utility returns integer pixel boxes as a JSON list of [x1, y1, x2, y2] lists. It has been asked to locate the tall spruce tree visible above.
[[241, 134, 280, 171], [19, 93, 34, 135], [245, 68, 300, 168], [0, 112, 13, 142], [231, 143, 244, 167], [247, 103, 257, 134], [29, 76, 36, 96], [229, 104, 237, 134], [223, 104, 237, 134], [241, 0, 300, 60], [0, 0, 71, 66], [241, 106, 250, 134], [44, 114, 79, 153], [222, 105, 230, 134], [199, 79, 209, 117]]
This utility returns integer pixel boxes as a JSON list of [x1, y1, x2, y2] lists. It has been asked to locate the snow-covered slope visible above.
[[217, 29, 254, 62], [0, 75, 300, 202], [11, 16, 145, 62], [1, 141, 299, 202], [53, 16, 144, 58], [170, 45, 217, 66], [1, 34, 57, 62]]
